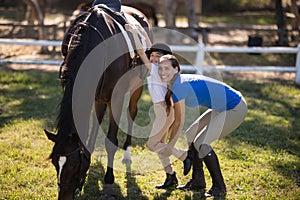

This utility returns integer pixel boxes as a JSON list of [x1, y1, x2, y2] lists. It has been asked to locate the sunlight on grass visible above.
[[0, 118, 57, 199], [247, 109, 289, 127], [141, 93, 152, 102], [215, 136, 299, 199], [0, 69, 299, 199]]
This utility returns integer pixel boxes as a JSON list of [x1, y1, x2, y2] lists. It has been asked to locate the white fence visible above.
[[0, 38, 299, 84]]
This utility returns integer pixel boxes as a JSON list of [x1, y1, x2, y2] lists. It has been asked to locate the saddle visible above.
[[94, 4, 148, 58], [61, 4, 148, 59]]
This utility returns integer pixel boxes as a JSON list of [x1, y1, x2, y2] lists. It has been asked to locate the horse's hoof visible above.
[[100, 184, 116, 199]]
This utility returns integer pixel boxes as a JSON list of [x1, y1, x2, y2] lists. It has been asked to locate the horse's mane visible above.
[[56, 6, 118, 143]]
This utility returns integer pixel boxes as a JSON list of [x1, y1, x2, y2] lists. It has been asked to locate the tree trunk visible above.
[[291, 0, 299, 31], [23, 0, 48, 53], [275, 0, 289, 46]]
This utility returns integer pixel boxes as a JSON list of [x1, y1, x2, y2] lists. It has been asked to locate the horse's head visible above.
[[44, 130, 91, 200]]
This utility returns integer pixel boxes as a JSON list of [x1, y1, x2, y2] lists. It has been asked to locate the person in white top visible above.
[[125, 24, 193, 189]]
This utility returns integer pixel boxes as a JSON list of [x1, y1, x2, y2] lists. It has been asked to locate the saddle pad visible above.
[[111, 13, 148, 59]]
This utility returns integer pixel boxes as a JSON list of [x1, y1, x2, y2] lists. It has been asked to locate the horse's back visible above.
[[61, 5, 150, 101]]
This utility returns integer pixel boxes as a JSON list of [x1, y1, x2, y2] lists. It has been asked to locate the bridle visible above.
[[55, 143, 90, 196]]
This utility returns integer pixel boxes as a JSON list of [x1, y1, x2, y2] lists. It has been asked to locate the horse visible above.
[[45, 4, 150, 199]]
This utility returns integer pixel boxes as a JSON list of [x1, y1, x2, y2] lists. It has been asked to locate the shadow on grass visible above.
[[223, 78, 300, 184], [152, 187, 176, 200], [153, 189, 209, 200], [225, 79, 299, 152], [78, 161, 103, 199], [79, 160, 148, 199], [0, 70, 61, 129], [125, 172, 148, 200]]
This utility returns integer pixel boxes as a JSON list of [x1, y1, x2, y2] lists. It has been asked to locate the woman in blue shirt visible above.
[[158, 54, 248, 197]]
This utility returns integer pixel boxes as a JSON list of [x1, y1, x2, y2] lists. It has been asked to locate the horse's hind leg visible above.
[[104, 101, 124, 185], [122, 85, 143, 167], [95, 100, 108, 123]]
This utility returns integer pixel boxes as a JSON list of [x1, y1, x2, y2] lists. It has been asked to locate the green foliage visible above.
[[203, 0, 272, 12], [0, 69, 299, 199], [239, 0, 271, 8], [201, 14, 276, 25]]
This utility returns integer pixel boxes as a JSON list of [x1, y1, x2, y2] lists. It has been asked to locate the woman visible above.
[[125, 25, 193, 189], [158, 55, 248, 197]]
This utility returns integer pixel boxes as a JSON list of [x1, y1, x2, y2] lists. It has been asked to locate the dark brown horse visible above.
[[45, 5, 150, 199]]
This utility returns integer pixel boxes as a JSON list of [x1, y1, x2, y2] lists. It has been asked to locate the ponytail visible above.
[[164, 73, 179, 115], [165, 86, 172, 115]]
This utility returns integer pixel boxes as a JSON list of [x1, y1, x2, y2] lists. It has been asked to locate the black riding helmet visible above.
[[92, 0, 121, 12], [146, 43, 172, 58]]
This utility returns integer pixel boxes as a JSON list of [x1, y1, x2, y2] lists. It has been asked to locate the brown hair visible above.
[[159, 55, 181, 115]]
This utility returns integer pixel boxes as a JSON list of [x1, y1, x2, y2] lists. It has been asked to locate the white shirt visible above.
[[147, 63, 168, 103]]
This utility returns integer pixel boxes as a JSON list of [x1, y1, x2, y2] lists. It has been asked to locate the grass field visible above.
[[0, 68, 299, 200]]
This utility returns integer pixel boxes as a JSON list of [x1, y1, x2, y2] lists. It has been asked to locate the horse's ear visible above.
[[44, 129, 57, 142]]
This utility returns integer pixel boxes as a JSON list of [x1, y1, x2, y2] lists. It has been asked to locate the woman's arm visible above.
[[160, 99, 185, 157], [168, 99, 185, 146], [125, 24, 152, 71]]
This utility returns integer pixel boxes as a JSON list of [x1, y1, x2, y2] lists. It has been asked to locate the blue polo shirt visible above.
[[171, 74, 242, 112]]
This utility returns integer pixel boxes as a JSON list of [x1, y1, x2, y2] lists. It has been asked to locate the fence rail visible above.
[[172, 43, 300, 84], [0, 38, 299, 84]]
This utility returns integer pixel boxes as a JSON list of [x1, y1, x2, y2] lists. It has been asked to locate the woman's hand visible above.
[[125, 23, 152, 70], [125, 24, 151, 51]]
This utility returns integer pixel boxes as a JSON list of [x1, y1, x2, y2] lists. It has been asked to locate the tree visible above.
[[291, 0, 299, 31], [23, 0, 48, 52], [275, 0, 289, 46]]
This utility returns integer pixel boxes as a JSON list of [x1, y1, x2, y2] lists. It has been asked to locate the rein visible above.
[[55, 143, 89, 195]]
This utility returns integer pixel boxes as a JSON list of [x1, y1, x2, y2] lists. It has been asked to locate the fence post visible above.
[[195, 42, 205, 74], [296, 44, 300, 84]]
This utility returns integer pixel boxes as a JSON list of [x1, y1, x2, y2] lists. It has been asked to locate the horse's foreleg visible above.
[[104, 102, 123, 185], [89, 101, 107, 152], [122, 85, 143, 166], [121, 105, 133, 166], [95, 101, 116, 185]]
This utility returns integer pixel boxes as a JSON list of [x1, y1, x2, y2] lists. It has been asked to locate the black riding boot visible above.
[[156, 172, 178, 189], [183, 149, 194, 176], [203, 149, 226, 197], [178, 145, 206, 191]]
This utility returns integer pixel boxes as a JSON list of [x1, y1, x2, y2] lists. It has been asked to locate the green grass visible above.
[[201, 13, 276, 25], [0, 68, 299, 199], [207, 53, 296, 67]]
